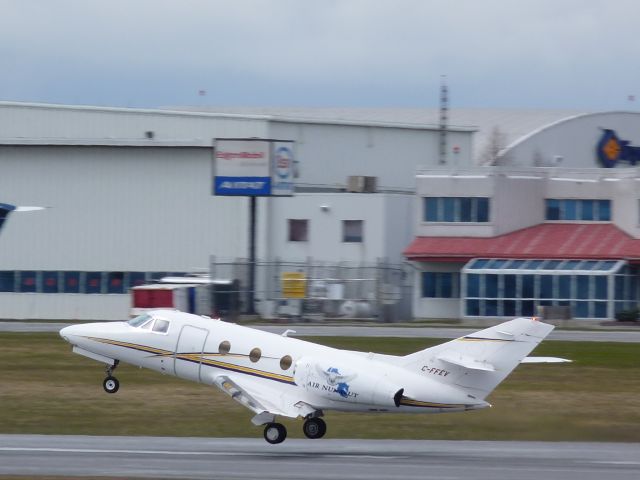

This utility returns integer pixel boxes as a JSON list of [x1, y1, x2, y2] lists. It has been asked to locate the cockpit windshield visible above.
[[128, 313, 170, 333], [128, 313, 152, 328]]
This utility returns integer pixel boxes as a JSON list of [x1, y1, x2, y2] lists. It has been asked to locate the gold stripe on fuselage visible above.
[[85, 337, 295, 385]]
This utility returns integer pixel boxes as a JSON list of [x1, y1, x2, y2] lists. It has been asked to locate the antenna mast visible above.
[[439, 75, 448, 165]]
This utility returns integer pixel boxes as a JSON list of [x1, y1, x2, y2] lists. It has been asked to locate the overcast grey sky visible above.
[[2, 0, 639, 110]]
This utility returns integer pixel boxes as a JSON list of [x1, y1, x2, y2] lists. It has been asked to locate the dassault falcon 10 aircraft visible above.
[[60, 310, 561, 444]]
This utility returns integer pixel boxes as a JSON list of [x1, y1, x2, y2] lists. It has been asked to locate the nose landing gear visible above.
[[103, 360, 120, 394]]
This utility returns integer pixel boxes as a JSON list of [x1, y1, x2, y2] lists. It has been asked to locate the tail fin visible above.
[[402, 317, 554, 400]]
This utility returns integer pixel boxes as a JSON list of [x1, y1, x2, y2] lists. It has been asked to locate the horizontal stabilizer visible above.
[[521, 356, 572, 363], [437, 352, 496, 371]]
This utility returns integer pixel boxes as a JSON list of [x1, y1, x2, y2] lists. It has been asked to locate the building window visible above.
[[421, 272, 460, 298], [463, 258, 626, 319], [288, 219, 308, 242], [545, 199, 611, 221], [424, 197, 490, 223], [343, 220, 363, 242]]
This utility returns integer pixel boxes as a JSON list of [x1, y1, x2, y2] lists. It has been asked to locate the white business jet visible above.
[[60, 310, 560, 444]]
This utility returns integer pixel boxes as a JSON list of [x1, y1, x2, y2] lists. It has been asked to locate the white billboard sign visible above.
[[213, 139, 294, 196]]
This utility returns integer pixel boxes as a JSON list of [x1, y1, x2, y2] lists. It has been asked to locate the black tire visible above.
[[303, 417, 327, 439], [103, 376, 120, 394], [263, 423, 287, 444]]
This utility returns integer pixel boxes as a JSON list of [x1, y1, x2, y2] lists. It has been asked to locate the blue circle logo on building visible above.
[[596, 129, 622, 168], [274, 147, 293, 179]]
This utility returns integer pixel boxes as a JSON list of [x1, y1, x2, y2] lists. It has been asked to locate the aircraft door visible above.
[[174, 325, 209, 383]]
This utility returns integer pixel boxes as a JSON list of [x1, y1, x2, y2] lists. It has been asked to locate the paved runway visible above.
[[2, 321, 640, 342], [1, 435, 638, 479]]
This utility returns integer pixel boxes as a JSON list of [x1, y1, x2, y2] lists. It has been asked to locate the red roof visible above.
[[404, 223, 640, 262]]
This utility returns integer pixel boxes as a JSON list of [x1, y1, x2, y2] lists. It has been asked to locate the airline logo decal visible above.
[[596, 129, 640, 168]]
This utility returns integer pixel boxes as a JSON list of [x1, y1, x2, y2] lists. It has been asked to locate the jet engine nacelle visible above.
[[293, 356, 404, 408]]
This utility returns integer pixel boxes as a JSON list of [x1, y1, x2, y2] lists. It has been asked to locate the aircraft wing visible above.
[[213, 375, 315, 420]]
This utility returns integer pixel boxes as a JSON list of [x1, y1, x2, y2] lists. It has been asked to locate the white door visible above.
[[174, 325, 209, 382]]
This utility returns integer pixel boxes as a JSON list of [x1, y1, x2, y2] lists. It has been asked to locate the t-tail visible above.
[[402, 317, 554, 400]]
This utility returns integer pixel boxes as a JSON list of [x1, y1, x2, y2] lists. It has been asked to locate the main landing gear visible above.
[[103, 360, 120, 394], [263, 423, 287, 444], [303, 417, 327, 439], [262, 416, 327, 444]]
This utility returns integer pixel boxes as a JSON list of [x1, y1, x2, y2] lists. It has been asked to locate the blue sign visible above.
[[596, 129, 640, 168], [214, 176, 272, 196]]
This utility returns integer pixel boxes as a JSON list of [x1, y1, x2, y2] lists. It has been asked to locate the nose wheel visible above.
[[103, 360, 120, 394], [303, 417, 327, 439], [263, 423, 287, 444]]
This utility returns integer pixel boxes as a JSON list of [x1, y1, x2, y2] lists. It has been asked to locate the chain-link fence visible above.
[[209, 257, 412, 322]]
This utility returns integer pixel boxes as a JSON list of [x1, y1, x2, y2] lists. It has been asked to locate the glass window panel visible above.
[[576, 276, 590, 299], [598, 200, 611, 221], [509, 260, 526, 269], [0, 271, 15, 292], [476, 198, 489, 222], [42, 271, 59, 293], [288, 219, 309, 242], [614, 275, 625, 300], [559, 275, 571, 298], [443, 198, 455, 222], [460, 197, 473, 222], [594, 276, 607, 300], [546, 199, 560, 220], [581, 200, 594, 220], [470, 259, 490, 269], [485, 299, 498, 316], [129, 272, 147, 288], [522, 275, 534, 298], [153, 319, 170, 333], [540, 275, 553, 299], [425, 198, 439, 221], [503, 299, 516, 316], [563, 260, 582, 270], [85, 272, 103, 294], [343, 220, 363, 243], [491, 259, 509, 269], [422, 272, 437, 298], [597, 261, 617, 271], [543, 260, 562, 270], [466, 299, 480, 316], [594, 302, 608, 318], [19, 271, 38, 293], [564, 200, 577, 220], [575, 301, 589, 317], [528, 260, 544, 269], [485, 274, 498, 298], [440, 273, 453, 298], [63, 271, 81, 293], [107, 272, 125, 294], [522, 300, 535, 316], [504, 274, 517, 298], [467, 274, 480, 297]]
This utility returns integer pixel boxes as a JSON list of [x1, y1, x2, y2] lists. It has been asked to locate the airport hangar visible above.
[[2, 102, 640, 323], [0, 101, 474, 320]]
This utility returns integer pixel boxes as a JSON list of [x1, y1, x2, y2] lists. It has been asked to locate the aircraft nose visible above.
[[60, 324, 83, 343]]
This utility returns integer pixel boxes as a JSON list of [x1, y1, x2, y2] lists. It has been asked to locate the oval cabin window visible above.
[[218, 341, 231, 354], [280, 355, 293, 370], [249, 348, 262, 363]]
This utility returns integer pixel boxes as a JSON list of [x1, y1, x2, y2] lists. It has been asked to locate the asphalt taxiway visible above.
[[2, 321, 640, 342], [1, 435, 638, 479]]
